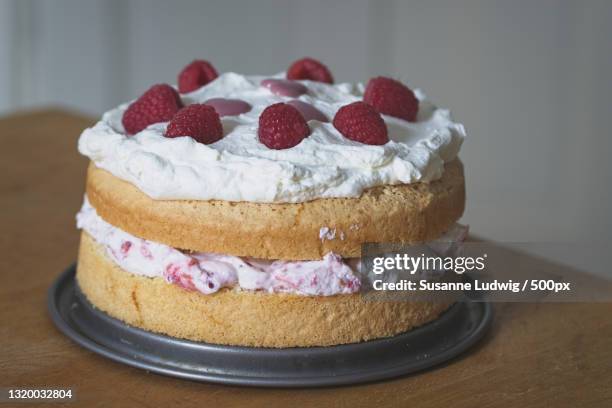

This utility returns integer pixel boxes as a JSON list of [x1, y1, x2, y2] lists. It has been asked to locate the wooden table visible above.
[[1, 110, 611, 407]]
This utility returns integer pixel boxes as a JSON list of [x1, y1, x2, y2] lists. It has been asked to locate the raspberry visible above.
[[258, 103, 310, 149], [363, 76, 419, 122], [122, 84, 183, 135], [178, 60, 219, 93], [332, 101, 388, 145], [164, 104, 223, 144], [286, 57, 334, 84]]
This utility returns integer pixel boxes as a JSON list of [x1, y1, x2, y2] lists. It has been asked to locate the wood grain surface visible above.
[[0, 110, 611, 407]]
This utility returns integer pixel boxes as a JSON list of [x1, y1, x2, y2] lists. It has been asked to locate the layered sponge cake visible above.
[[75, 58, 467, 347]]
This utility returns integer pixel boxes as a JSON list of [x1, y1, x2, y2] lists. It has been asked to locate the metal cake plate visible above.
[[48, 264, 493, 387]]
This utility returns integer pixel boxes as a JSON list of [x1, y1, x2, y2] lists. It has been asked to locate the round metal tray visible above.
[[48, 264, 492, 387]]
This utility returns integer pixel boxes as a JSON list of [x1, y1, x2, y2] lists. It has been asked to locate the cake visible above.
[[75, 57, 467, 348]]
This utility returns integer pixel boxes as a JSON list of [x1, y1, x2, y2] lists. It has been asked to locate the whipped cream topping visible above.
[[78, 72, 466, 203], [76, 197, 360, 296]]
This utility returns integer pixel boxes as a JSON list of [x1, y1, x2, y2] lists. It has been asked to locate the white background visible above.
[[1, 0, 611, 275]]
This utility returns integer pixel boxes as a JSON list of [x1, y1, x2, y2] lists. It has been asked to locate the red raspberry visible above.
[[332, 101, 388, 145], [178, 60, 219, 93], [286, 57, 334, 84], [258, 103, 310, 149], [164, 104, 223, 144], [122, 84, 183, 135], [363, 76, 419, 122]]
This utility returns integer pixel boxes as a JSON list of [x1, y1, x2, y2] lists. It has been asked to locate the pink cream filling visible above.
[[76, 197, 361, 296]]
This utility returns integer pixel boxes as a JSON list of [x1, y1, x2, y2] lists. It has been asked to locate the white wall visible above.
[[380, 0, 612, 242], [0, 0, 374, 113], [1, 0, 611, 274], [0, 0, 16, 112]]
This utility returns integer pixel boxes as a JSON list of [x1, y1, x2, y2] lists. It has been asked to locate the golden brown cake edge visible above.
[[85, 160, 465, 260], [76, 231, 452, 348]]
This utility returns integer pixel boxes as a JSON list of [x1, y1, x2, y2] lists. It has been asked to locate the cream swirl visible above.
[[78, 72, 465, 203]]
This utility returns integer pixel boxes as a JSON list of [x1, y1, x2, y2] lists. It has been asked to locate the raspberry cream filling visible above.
[[78, 72, 466, 203], [76, 197, 361, 296]]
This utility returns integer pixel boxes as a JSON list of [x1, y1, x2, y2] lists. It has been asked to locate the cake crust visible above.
[[86, 160, 465, 260], [77, 232, 452, 348]]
